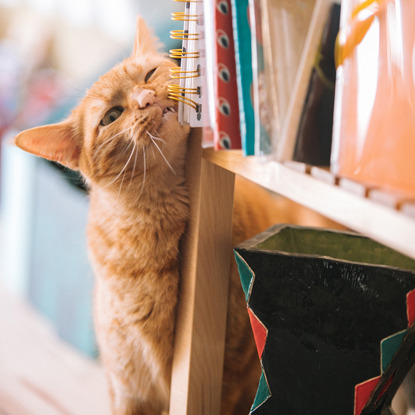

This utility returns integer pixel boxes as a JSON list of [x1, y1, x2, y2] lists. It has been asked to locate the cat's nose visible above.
[[131, 87, 156, 109]]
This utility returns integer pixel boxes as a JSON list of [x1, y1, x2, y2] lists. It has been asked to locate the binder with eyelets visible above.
[[168, 0, 205, 126], [212, 0, 241, 150]]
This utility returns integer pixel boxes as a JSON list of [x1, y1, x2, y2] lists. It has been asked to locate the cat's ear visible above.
[[14, 122, 81, 170], [133, 16, 162, 58]]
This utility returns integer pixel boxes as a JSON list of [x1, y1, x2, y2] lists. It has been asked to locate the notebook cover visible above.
[[293, 3, 340, 166], [230, 0, 255, 155], [213, 0, 242, 150]]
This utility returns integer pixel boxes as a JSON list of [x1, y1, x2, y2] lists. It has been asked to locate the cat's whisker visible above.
[[114, 140, 133, 166], [117, 140, 137, 200], [129, 141, 140, 190], [151, 136, 167, 145], [149, 144, 156, 160], [139, 145, 147, 196], [105, 140, 136, 190], [94, 127, 131, 156], [117, 167, 128, 202], [147, 132, 176, 176]]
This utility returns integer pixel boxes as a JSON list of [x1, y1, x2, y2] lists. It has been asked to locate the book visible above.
[[212, 0, 242, 150], [170, 0, 339, 163], [230, 0, 255, 155], [293, 3, 341, 166], [281, 0, 340, 162], [168, 0, 205, 127], [230, 0, 273, 156], [260, 0, 339, 162], [248, 0, 272, 156], [331, 0, 415, 199], [261, 0, 317, 158]]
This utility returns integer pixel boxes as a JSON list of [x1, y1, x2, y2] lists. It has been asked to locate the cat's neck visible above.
[[88, 172, 189, 229], [86, 172, 189, 283]]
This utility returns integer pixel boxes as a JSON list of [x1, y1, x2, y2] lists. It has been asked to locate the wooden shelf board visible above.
[[170, 130, 235, 414], [203, 148, 415, 260]]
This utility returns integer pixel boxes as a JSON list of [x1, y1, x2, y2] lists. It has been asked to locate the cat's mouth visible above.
[[162, 106, 176, 116], [152, 100, 177, 119], [143, 103, 178, 138]]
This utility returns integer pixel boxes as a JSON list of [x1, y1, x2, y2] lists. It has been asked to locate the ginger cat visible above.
[[15, 17, 339, 415]]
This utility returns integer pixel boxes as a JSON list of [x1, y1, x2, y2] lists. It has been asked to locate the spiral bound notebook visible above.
[[168, 0, 205, 127]]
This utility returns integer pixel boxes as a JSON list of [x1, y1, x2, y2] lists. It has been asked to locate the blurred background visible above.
[[1, 3, 415, 414], [0, 0, 182, 358]]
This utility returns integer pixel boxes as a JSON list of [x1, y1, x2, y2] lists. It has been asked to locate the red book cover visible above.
[[213, 0, 241, 150]]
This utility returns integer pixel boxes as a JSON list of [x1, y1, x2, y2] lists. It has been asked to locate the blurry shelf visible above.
[[203, 148, 415, 260], [0, 286, 110, 415]]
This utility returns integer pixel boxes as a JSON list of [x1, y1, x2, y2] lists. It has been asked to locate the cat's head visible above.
[[15, 17, 190, 192]]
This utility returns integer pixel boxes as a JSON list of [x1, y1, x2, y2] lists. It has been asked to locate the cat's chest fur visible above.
[[87, 183, 189, 277], [87, 184, 189, 405]]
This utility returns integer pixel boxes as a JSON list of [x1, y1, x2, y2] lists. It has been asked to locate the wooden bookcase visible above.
[[168, 129, 415, 414]]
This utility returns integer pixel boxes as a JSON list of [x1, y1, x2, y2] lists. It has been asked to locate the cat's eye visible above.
[[101, 107, 124, 126], [144, 67, 157, 83]]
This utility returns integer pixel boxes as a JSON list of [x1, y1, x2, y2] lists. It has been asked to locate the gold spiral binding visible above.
[[168, 84, 199, 95], [169, 68, 200, 79], [168, 85, 199, 109], [169, 48, 200, 59], [171, 12, 198, 22], [170, 29, 199, 41], [169, 0, 201, 112], [168, 92, 200, 111]]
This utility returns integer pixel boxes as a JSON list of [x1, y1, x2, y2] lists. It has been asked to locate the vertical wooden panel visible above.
[[169, 128, 236, 414]]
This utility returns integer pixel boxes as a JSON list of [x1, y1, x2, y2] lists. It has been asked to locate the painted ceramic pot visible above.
[[234, 224, 415, 414]]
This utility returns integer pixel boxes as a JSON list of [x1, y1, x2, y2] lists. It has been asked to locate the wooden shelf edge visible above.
[[203, 148, 415, 260], [170, 131, 235, 414]]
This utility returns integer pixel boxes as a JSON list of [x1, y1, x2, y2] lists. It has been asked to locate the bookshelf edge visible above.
[[203, 148, 415, 260]]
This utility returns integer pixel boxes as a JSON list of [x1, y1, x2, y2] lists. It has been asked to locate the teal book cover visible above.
[[231, 0, 271, 156], [231, 0, 255, 156]]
